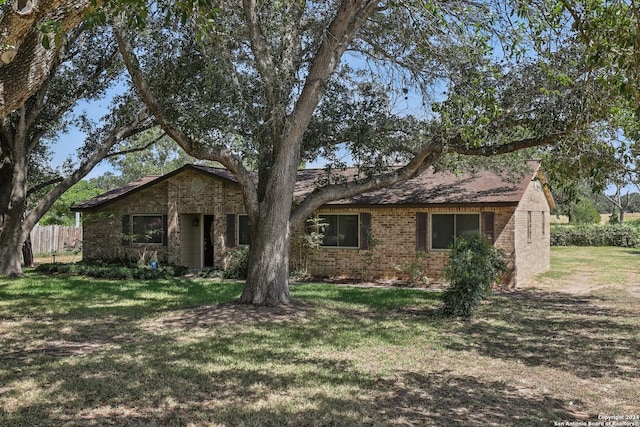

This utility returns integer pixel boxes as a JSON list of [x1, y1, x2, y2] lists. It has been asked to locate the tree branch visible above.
[[290, 142, 442, 227], [450, 130, 571, 157], [27, 176, 64, 197], [103, 130, 166, 159], [283, 0, 379, 155], [291, 125, 572, 228], [113, 20, 260, 218], [22, 106, 153, 233], [243, 0, 278, 104], [0, 0, 94, 117]]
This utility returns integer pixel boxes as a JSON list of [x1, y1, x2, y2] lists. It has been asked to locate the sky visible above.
[[51, 87, 123, 180]]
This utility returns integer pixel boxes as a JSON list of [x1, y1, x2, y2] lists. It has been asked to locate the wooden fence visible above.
[[30, 225, 82, 255]]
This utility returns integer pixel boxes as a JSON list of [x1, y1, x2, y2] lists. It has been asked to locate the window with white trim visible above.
[[431, 213, 480, 250], [319, 214, 359, 248]]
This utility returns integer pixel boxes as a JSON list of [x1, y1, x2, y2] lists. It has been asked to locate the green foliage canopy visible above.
[[40, 181, 103, 225]]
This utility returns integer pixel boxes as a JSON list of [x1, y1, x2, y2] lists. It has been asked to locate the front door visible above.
[[203, 215, 214, 267]]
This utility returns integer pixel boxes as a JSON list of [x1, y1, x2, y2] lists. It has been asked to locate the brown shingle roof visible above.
[[294, 165, 535, 206], [73, 162, 542, 210], [71, 176, 158, 210]]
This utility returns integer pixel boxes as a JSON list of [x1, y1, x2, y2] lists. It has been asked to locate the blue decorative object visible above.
[[151, 261, 157, 270]]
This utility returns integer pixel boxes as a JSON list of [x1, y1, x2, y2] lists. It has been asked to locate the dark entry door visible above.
[[204, 215, 214, 267]]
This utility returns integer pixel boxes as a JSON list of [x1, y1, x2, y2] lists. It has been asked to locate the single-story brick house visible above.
[[72, 162, 554, 285]]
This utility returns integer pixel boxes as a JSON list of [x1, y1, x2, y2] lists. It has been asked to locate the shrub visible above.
[[394, 249, 429, 287], [625, 218, 640, 228], [441, 236, 507, 318], [551, 224, 640, 247], [35, 260, 189, 280], [222, 247, 249, 279], [198, 268, 225, 279], [609, 209, 620, 224]]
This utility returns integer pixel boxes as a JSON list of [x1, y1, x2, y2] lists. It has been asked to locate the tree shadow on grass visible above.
[[0, 276, 244, 319], [446, 290, 640, 379], [0, 299, 582, 427], [1, 337, 581, 426], [206, 369, 578, 426], [0, 288, 623, 426]]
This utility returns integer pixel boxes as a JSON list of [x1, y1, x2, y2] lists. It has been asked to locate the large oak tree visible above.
[[110, 0, 612, 305], [0, 24, 154, 276]]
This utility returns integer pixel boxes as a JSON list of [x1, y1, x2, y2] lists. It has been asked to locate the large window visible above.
[[319, 214, 359, 248], [132, 215, 164, 244], [431, 213, 480, 250]]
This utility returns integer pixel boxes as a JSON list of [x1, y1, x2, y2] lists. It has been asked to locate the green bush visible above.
[[198, 268, 225, 279], [551, 224, 640, 247], [609, 209, 620, 224], [625, 218, 640, 228], [394, 249, 429, 287], [569, 199, 601, 224], [35, 261, 189, 280], [222, 247, 249, 279], [441, 236, 507, 318]]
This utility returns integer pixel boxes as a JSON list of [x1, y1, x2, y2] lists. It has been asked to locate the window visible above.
[[527, 211, 532, 243], [132, 215, 164, 244], [238, 214, 250, 246], [319, 214, 359, 248], [431, 213, 480, 250]]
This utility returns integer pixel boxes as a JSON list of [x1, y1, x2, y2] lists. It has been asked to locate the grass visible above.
[[1, 247, 639, 426]]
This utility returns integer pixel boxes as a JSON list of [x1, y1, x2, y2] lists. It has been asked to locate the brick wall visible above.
[[303, 206, 517, 283], [165, 170, 245, 267], [512, 177, 551, 284], [82, 181, 170, 262], [82, 171, 246, 268]]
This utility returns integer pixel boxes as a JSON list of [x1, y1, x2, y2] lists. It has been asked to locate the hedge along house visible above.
[[72, 162, 554, 285]]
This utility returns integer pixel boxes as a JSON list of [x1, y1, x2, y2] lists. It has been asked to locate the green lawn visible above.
[[1, 247, 639, 426]]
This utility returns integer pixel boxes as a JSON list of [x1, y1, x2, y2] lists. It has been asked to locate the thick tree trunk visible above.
[[0, 245, 23, 277], [238, 138, 300, 306], [0, 191, 31, 276], [0, 214, 26, 276], [22, 234, 34, 268], [240, 216, 290, 306], [0, 0, 91, 117]]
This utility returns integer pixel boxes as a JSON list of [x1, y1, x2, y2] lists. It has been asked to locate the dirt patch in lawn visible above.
[[153, 300, 318, 330]]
